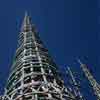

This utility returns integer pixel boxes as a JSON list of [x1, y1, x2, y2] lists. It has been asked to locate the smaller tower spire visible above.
[[78, 59, 100, 100], [67, 66, 85, 100]]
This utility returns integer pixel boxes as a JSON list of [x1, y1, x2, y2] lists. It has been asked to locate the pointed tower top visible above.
[[21, 11, 33, 32], [24, 11, 31, 25], [77, 59, 83, 65], [25, 11, 28, 17]]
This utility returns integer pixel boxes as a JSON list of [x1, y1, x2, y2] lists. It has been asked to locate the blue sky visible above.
[[0, 0, 99, 99]]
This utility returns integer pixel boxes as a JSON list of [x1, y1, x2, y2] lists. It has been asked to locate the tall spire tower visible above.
[[4, 13, 76, 100], [78, 59, 100, 100]]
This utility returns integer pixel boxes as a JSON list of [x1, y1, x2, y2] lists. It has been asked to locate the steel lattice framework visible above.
[[1, 12, 76, 100]]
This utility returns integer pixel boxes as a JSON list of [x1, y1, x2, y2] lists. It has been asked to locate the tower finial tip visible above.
[[21, 11, 32, 32], [77, 59, 83, 65], [25, 11, 28, 17]]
